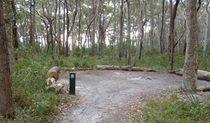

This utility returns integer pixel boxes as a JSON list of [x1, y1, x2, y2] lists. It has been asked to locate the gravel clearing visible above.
[[57, 70, 210, 123]]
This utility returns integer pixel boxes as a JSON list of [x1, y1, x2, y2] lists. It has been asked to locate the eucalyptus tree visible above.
[[65, 0, 78, 57], [29, 0, 36, 50], [119, 0, 124, 59], [0, 0, 13, 116], [183, 0, 198, 93], [169, 0, 180, 70], [203, 0, 210, 56], [149, 0, 154, 50], [126, 0, 131, 65], [160, 0, 165, 54]]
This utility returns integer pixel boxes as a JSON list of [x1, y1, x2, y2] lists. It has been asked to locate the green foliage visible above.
[[6, 46, 64, 123], [133, 94, 210, 123]]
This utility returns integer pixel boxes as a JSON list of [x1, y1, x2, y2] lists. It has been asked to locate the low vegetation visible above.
[[132, 92, 210, 123]]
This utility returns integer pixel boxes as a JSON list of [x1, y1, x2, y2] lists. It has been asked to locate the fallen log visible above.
[[96, 65, 156, 72], [197, 86, 210, 92], [46, 78, 68, 93], [64, 67, 92, 71], [96, 65, 121, 70], [46, 66, 68, 93], [47, 66, 59, 81], [171, 69, 210, 82]]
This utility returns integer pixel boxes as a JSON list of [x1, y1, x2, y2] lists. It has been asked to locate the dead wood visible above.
[[197, 86, 210, 92], [96, 65, 156, 72], [47, 66, 59, 80], [171, 69, 210, 82], [63, 67, 92, 71]]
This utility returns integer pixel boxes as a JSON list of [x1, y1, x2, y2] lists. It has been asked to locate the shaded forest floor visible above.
[[55, 70, 210, 123]]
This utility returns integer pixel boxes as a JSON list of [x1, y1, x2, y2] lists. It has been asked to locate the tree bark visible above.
[[65, 0, 78, 57], [149, 0, 154, 50], [160, 0, 165, 54], [96, 65, 156, 72], [57, 0, 62, 55], [183, 0, 198, 93], [0, 0, 13, 116], [11, 0, 18, 51], [29, 0, 35, 50], [119, 0, 124, 59], [173, 69, 210, 82], [169, 0, 180, 70], [203, 1, 209, 56], [126, 0, 131, 65]]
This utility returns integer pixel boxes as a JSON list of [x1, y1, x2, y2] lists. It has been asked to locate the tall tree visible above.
[[29, 0, 36, 50], [138, 1, 147, 60], [203, 0, 209, 56], [0, 0, 13, 116], [183, 0, 198, 92], [65, 0, 78, 57], [11, 0, 18, 60], [126, 0, 131, 65], [149, 0, 154, 49], [119, 0, 124, 59], [169, 0, 180, 70], [160, 0, 165, 54]]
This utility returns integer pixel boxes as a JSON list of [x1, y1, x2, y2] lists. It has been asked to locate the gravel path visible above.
[[57, 70, 210, 123]]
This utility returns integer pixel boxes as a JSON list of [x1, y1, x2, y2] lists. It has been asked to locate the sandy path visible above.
[[57, 70, 210, 123]]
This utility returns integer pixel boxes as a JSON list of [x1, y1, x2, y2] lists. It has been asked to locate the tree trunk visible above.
[[91, 0, 97, 56], [160, 0, 165, 54], [149, 0, 154, 50], [11, 0, 18, 51], [119, 0, 124, 59], [0, 0, 13, 116], [65, 0, 78, 57], [57, 0, 62, 55], [98, 0, 106, 55], [169, 0, 179, 70], [62, 2, 66, 55], [203, 1, 209, 56], [29, 0, 35, 50], [126, 0, 131, 65], [183, 0, 198, 93]]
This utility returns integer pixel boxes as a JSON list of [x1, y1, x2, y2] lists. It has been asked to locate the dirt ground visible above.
[[56, 70, 210, 123]]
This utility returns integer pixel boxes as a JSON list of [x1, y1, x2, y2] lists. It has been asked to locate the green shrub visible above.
[[6, 47, 64, 123]]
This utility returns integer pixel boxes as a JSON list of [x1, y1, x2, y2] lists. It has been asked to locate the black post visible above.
[[69, 73, 76, 95]]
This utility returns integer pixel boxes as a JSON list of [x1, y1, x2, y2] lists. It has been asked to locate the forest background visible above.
[[1, 0, 210, 122]]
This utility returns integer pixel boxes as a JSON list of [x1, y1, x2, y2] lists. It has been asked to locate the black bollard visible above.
[[69, 73, 76, 95]]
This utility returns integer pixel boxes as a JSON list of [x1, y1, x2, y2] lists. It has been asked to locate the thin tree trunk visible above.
[[126, 0, 131, 65], [62, 2, 66, 55], [58, 0, 61, 55], [11, 0, 18, 60], [160, 0, 165, 54], [29, 0, 35, 50], [91, 0, 97, 56], [149, 0, 154, 50], [119, 0, 124, 59], [169, 0, 180, 70], [65, 0, 69, 57], [203, 1, 209, 56], [65, 0, 78, 57]]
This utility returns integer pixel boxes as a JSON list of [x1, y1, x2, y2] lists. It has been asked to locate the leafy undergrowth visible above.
[[131, 92, 210, 123], [1, 47, 70, 123]]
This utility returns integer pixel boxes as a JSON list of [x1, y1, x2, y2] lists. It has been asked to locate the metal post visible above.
[[69, 73, 76, 95]]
